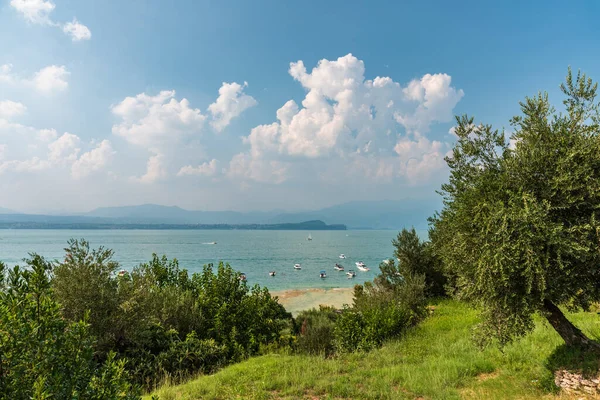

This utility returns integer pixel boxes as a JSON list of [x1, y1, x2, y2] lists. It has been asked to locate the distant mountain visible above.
[[0, 207, 16, 214], [82, 199, 440, 230], [85, 204, 278, 225], [268, 199, 441, 230]]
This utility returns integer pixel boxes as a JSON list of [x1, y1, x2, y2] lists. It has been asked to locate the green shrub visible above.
[[294, 306, 338, 356], [51, 240, 292, 389], [0, 258, 139, 400]]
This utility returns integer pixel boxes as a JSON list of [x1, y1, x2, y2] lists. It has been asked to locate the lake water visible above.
[[0, 230, 398, 291]]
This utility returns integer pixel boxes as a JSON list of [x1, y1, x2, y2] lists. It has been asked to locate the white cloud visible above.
[[62, 18, 91, 41], [0, 64, 70, 94], [31, 65, 69, 93], [111, 90, 206, 150], [11, 0, 91, 41], [177, 158, 218, 177], [0, 100, 27, 119], [71, 140, 114, 179], [10, 0, 55, 24], [136, 153, 167, 183], [229, 54, 463, 185], [227, 153, 289, 184], [47, 132, 80, 163], [0, 64, 15, 84], [208, 82, 257, 132]]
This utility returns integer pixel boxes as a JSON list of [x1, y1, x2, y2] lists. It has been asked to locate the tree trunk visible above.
[[542, 299, 599, 348]]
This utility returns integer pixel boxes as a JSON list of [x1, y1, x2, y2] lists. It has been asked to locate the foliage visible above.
[[148, 300, 600, 400], [51, 242, 292, 389], [0, 258, 139, 400], [432, 68, 600, 347], [294, 306, 339, 356], [339, 271, 427, 351], [387, 227, 447, 297]]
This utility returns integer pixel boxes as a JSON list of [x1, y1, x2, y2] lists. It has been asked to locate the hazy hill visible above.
[[0, 207, 16, 214], [85, 204, 278, 225], [83, 200, 438, 229], [267, 199, 441, 229]]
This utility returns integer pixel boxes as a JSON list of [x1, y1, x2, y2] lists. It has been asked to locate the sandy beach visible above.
[[272, 287, 355, 315]]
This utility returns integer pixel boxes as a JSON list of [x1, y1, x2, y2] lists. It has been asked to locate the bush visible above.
[[0, 258, 139, 400], [294, 306, 338, 356], [335, 269, 427, 353], [390, 228, 447, 297], [51, 240, 293, 389]]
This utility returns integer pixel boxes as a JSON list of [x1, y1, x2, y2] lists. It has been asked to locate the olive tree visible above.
[[432, 68, 600, 347]]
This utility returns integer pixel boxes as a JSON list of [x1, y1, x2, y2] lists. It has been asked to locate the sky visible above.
[[0, 0, 599, 214]]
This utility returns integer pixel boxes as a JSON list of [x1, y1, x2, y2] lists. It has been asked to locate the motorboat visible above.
[[117, 269, 127, 277], [294, 263, 302, 270], [339, 254, 346, 259], [319, 270, 327, 278], [307, 234, 312, 241], [382, 259, 391, 265], [346, 270, 356, 278], [269, 271, 276, 276], [355, 262, 369, 271], [239, 273, 247, 281], [334, 263, 344, 271]]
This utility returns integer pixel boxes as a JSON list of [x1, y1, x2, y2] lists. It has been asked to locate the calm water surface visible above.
[[0, 230, 398, 291]]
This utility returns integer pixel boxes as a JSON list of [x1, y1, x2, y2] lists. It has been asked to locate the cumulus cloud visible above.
[[112, 84, 254, 182], [47, 133, 81, 163], [10, 0, 54, 24], [62, 18, 91, 41], [0, 112, 111, 178], [0, 64, 70, 94], [10, 0, 91, 41], [177, 159, 218, 177], [71, 140, 114, 179], [208, 82, 257, 132], [0, 64, 15, 84], [31, 65, 69, 93], [111, 90, 206, 150], [136, 153, 167, 183], [0, 100, 27, 119], [228, 54, 463, 185]]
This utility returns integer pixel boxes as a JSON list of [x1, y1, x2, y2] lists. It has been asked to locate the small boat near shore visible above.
[[294, 263, 302, 270], [319, 270, 327, 278], [346, 270, 356, 278], [269, 271, 276, 276], [356, 262, 369, 271], [117, 269, 128, 277], [339, 254, 346, 259], [239, 273, 247, 281], [334, 263, 344, 271]]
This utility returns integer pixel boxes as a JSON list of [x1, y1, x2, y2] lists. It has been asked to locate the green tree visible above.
[[432, 68, 600, 348], [386, 228, 446, 297], [0, 258, 139, 399]]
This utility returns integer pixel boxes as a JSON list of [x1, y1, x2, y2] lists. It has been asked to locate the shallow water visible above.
[[0, 229, 398, 291]]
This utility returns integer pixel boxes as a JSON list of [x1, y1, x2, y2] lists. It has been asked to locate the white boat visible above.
[[319, 270, 327, 278], [334, 263, 344, 271], [117, 269, 127, 277], [294, 263, 302, 270], [269, 271, 276, 276], [356, 262, 369, 271], [339, 254, 346, 259], [307, 234, 312, 241], [239, 273, 247, 281], [382, 259, 391, 265], [346, 270, 356, 278]]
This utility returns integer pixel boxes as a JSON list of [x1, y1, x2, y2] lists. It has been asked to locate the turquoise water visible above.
[[0, 230, 397, 291]]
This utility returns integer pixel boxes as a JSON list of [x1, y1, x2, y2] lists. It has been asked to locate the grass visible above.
[[146, 300, 600, 399]]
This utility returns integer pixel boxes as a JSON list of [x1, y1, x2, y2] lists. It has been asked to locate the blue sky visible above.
[[0, 0, 599, 213]]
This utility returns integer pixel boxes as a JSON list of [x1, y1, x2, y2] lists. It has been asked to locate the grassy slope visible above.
[[147, 300, 600, 400]]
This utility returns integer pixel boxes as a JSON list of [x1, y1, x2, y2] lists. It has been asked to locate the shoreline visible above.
[[271, 287, 355, 315]]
